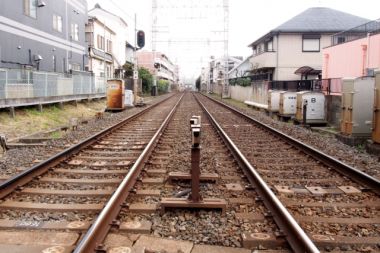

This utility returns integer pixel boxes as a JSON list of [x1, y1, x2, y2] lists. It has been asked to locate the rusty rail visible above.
[[201, 93, 380, 195], [194, 93, 319, 253], [0, 94, 177, 199], [74, 93, 185, 253], [202, 94, 380, 195]]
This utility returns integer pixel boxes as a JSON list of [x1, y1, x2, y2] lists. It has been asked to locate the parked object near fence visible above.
[[106, 79, 125, 111], [125, 89, 134, 107], [373, 70, 380, 144], [268, 90, 281, 112], [0, 68, 106, 109], [295, 91, 326, 124], [279, 91, 297, 117], [340, 77, 374, 136]]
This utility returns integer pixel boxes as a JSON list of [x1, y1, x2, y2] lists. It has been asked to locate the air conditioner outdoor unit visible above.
[[34, 55, 43, 61], [366, 68, 375, 77], [37, 0, 46, 7]]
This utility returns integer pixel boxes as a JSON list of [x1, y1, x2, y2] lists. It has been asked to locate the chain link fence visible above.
[[0, 68, 106, 101]]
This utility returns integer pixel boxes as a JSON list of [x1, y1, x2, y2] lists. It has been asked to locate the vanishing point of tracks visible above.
[[0, 92, 378, 253]]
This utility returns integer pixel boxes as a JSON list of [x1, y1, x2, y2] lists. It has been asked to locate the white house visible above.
[[85, 17, 115, 91], [88, 4, 134, 78]]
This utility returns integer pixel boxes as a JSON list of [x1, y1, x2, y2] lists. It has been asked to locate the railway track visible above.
[[0, 93, 182, 252], [97, 91, 288, 252], [195, 93, 380, 252], [0, 91, 378, 253]]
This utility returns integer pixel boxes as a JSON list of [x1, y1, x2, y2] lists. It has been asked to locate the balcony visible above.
[[331, 19, 380, 46], [250, 50, 277, 69]]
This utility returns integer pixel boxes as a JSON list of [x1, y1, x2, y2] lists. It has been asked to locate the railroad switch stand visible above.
[[160, 116, 227, 214], [167, 116, 219, 183]]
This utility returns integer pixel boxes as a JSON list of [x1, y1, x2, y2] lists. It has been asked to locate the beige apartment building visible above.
[[137, 51, 177, 84]]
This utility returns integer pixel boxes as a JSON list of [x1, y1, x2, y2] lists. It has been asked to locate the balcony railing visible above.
[[331, 19, 380, 46]]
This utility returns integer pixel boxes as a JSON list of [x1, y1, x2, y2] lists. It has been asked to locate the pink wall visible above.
[[137, 52, 155, 74], [323, 33, 380, 79]]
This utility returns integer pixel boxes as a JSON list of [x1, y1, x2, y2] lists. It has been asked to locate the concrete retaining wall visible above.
[[230, 85, 252, 101]]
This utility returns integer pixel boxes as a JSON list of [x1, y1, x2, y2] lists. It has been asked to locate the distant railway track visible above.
[[195, 93, 380, 251]]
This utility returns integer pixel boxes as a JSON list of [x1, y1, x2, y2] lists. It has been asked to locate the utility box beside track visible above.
[[107, 79, 125, 111], [279, 91, 297, 117], [295, 91, 326, 124], [340, 77, 374, 136], [373, 70, 380, 144], [268, 90, 281, 112]]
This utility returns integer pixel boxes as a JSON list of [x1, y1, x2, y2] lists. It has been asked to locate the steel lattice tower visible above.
[[151, 0, 229, 91]]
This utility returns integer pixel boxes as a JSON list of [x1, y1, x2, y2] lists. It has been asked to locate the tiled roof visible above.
[[248, 7, 370, 47], [273, 7, 369, 33]]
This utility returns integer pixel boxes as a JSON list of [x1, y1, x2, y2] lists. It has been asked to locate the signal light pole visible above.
[[133, 13, 145, 105]]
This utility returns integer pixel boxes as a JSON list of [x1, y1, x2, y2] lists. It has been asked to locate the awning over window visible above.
[[294, 66, 321, 76]]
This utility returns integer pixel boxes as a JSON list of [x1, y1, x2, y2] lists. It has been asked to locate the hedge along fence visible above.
[[229, 77, 251, 87], [158, 79, 170, 93]]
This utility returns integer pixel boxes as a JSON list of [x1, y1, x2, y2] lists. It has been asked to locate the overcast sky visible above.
[[87, 0, 380, 81]]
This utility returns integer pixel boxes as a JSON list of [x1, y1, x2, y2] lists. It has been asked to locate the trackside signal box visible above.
[[107, 79, 125, 111]]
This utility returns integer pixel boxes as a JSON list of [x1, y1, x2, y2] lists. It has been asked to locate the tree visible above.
[[157, 79, 169, 94], [138, 67, 153, 94], [122, 62, 134, 78]]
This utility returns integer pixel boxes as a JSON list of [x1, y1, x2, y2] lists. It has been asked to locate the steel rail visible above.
[[194, 93, 319, 253], [74, 93, 185, 253], [202, 93, 380, 195], [0, 94, 177, 199]]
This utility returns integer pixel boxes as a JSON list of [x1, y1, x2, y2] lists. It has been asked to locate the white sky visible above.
[[87, 0, 380, 82]]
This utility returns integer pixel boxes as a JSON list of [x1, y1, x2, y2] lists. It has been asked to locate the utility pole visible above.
[[103, 19, 107, 84], [152, 0, 157, 96], [133, 14, 138, 104], [222, 0, 230, 98]]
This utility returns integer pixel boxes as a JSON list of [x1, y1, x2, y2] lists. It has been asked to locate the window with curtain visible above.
[[24, 0, 37, 18], [53, 15, 63, 32], [302, 34, 320, 52], [71, 23, 79, 41]]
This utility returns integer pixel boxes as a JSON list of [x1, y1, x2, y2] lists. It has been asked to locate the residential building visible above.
[[0, 0, 88, 72], [248, 7, 369, 82], [228, 56, 252, 81], [137, 51, 178, 84], [323, 19, 380, 80], [88, 4, 134, 78], [85, 16, 114, 78], [245, 7, 369, 107], [206, 56, 242, 93]]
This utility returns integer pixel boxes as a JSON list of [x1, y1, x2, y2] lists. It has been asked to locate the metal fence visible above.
[[268, 78, 342, 95], [331, 19, 380, 46], [0, 68, 106, 100]]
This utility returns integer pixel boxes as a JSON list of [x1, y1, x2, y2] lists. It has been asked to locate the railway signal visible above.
[[137, 30, 145, 48]]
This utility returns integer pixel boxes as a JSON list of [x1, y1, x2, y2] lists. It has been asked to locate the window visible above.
[[71, 23, 79, 41], [53, 15, 63, 32], [302, 35, 320, 52], [52, 55, 56, 72], [265, 39, 273, 52], [106, 40, 112, 53], [97, 35, 105, 50], [72, 63, 80, 71], [257, 45, 263, 54], [24, 0, 37, 18], [337, 36, 346, 44]]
